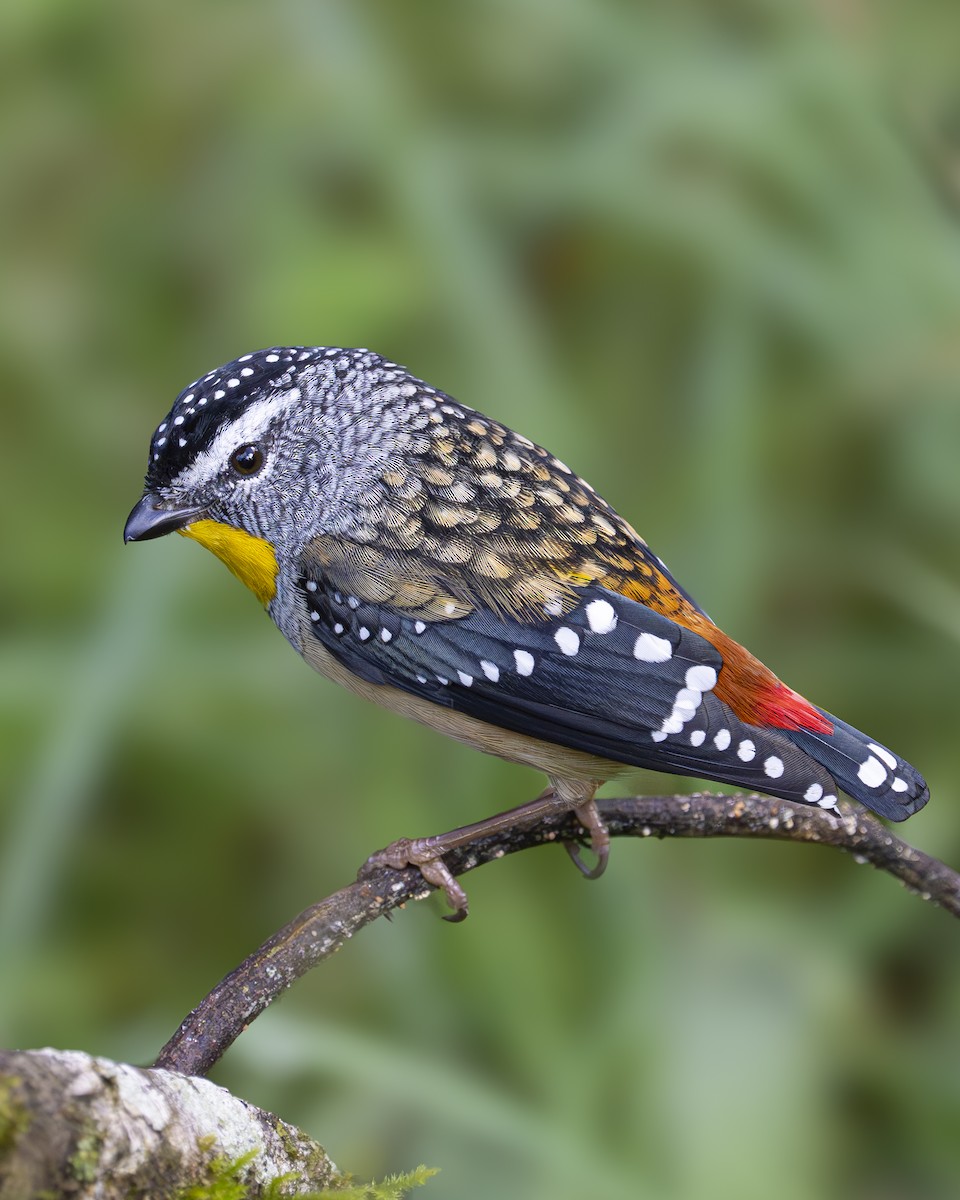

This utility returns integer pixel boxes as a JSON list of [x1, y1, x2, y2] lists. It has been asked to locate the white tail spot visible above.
[[868, 743, 898, 770], [857, 756, 887, 789]]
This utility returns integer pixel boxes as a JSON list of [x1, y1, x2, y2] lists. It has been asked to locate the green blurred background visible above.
[[2, 1, 960, 1196]]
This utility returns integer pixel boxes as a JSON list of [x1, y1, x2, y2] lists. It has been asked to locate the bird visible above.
[[125, 345, 929, 917]]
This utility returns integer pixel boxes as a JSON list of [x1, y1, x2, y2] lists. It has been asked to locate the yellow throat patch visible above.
[[179, 520, 279, 607]]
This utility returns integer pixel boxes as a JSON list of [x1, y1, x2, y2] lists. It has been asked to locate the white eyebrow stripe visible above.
[[173, 391, 301, 491]]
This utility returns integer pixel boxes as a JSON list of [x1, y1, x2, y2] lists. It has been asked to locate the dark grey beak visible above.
[[124, 494, 205, 543]]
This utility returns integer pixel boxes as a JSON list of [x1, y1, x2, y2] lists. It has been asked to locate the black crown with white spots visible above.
[[145, 346, 394, 488]]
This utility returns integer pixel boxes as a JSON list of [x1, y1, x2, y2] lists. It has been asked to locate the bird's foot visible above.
[[363, 838, 470, 922], [362, 783, 608, 920], [563, 798, 610, 880]]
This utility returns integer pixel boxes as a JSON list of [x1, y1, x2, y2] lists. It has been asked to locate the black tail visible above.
[[785, 709, 928, 822]]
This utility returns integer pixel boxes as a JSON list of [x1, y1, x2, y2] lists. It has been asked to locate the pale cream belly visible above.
[[294, 607, 630, 786]]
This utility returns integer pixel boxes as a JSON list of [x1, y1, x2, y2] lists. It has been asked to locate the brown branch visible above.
[[155, 792, 958, 1078]]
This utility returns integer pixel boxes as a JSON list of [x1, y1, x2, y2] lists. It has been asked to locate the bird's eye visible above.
[[229, 444, 264, 476]]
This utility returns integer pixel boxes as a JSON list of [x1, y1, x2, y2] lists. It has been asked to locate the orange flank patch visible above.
[[609, 566, 833, 735], [703, 625, 833, 733]]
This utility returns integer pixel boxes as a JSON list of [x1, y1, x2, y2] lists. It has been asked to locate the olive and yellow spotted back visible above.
[[308, 393, 705, 629]]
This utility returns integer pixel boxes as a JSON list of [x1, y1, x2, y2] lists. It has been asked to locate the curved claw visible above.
[[564, 837, 609, 880], [563, 798, 611, 880]]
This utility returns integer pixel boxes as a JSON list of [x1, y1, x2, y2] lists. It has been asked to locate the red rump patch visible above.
[[755, 683, 833, 734], [689, 621, 835, 734], [655, 608, 836, 735]]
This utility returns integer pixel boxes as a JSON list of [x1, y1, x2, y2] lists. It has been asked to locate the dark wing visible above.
[[298, 561, 839, 807]]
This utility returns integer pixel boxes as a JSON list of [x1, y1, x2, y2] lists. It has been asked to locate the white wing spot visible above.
[[414, 621, 426, 634], [804, 783, 824, 803], [380, 628, 392, 642], [690, 730, 706, 746], [737, 739, 756, 762], [656, 682, 705, 737], [634, 632, 672, 662], [358, 627, 370, 641], [868, 743, 898, 770], [891, 776, 909, 793], [763, 756, 784, 779], [651, 730, 668, 742], [685, 665, 718, 692], [309, 611, 319, 622], [585, 599, 617, 634], [514, 650, 535, 676], [305, 580, 318, 592], [819, 794, 838, 810], [554, 627, 580, 656], [480, 660, 500, 683], [457, 671, 474, 687], [673, 688, 701, 717], [544, 599, 563, 617], [714, 729, 731, 751], [857, 756, 887, 788]]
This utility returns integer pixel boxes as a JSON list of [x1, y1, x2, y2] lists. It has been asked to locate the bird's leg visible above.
[[361, 778, 605, 920]]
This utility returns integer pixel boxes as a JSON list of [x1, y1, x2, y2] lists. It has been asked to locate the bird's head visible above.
[[124, 346, 415, 606]]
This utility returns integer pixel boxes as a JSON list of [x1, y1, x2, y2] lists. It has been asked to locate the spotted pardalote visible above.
[[125, 346, 929, 916]]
